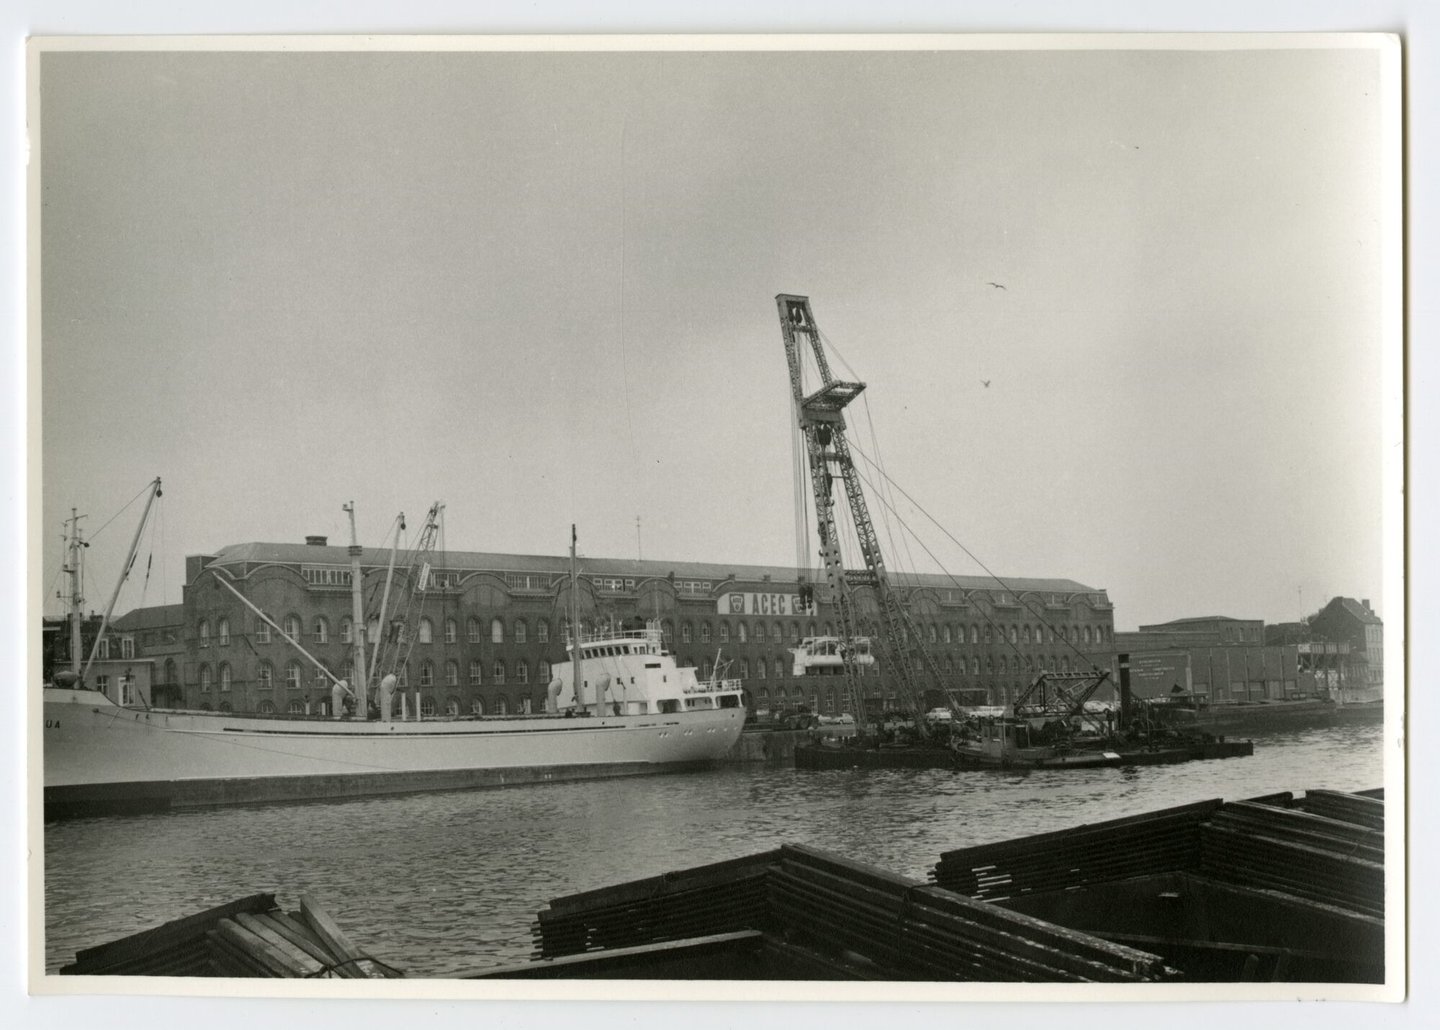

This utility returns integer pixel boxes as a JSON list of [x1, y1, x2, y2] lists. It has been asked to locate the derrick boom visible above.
[[778, 295, 957, 730]]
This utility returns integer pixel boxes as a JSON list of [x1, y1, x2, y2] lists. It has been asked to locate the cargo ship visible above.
[[43, 493, 745, 818]]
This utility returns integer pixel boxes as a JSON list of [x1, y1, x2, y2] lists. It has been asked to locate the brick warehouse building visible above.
[[146, 537, 1114, 717]]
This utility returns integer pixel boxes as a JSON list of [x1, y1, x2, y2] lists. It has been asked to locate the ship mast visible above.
[[368, 512, 405, 688], [81, 477, 162, 686], [343, 502, 369, 712], [570, 525, 584, 714], [64, 508, 87, 678]]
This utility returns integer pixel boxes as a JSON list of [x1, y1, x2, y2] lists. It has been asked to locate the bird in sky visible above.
[[981, 380, 991, 388], [987, 281, 1006, 290]]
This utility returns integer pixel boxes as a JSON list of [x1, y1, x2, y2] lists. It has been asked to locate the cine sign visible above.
[[717, 592, 815, 616]]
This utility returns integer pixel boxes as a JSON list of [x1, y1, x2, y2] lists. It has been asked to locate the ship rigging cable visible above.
[[846, 446, 1103, 673], [803, 312, 1101, 676]]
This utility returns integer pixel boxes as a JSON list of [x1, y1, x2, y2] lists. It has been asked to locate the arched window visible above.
[[314, 666, 328, 690], [700, 623, 712, 643], [219, 664, 232, 692], [256, 662, 273, 689], [774, 658, 784, 679], [468, 618, 482, 643], [255, 616, 271, 644], [468, 660, 482, 685], [536, 620, 549, 643], [928, 624, 938, 644], [681, 622, 693, 644], [470, 698, 485, 716], [970, 625, 979, 644], [218, 619, 231, 646], [419, 661, 434, 687], [341, 617, 353, 644], [514, 620, 527, 645], [983, 625, 993, 644], [258, 699, 276, 714], [739, 659, 750, 679], [1008, 626, 1018, 644], [418, 618, 433, 644], [198, 664, 211, 692], [419, 695, 435, 717], [285, 615, 302, 642], [493, 659, 506, 684], [1022, 625, 1031, 644], [737, 622, 748, 644], [286, 662, 302, 690], [1083, 626, 1092, 644], [539, 660, 551, 683], [494, 695, 509, 716], [287, 699, 304, 714], [943, 625, 952, 645], [198, 621, 210, 648], [313, 617, 329, 644], [491, 618, 504, 644], [445, 660, 458, 686], [445, 618, 457, 644], [757, 660, 767, 680], [719, 623, 730, 643], [446, 697, 460, 716], [397, 664, 409, 687], [971, 656, 980, 675], [219, 701, 233, 713], [517, 660, 529, 684]]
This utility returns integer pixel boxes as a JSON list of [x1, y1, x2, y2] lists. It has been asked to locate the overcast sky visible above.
[[36, 42, 1397, 630]]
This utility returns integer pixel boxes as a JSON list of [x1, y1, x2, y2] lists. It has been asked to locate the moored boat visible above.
[[43, 506, 746, 818]]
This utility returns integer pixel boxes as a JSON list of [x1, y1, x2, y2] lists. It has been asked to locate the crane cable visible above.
[[847, 445, 1103, 673]]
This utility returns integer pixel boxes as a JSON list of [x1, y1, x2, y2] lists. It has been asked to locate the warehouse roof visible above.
[[202, 541, 1101, 596]]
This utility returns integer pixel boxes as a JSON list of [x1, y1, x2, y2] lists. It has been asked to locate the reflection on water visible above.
[[43, 721, 1385, 977]]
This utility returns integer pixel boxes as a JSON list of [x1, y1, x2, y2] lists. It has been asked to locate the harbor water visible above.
[[43, 721, 1386, 978]]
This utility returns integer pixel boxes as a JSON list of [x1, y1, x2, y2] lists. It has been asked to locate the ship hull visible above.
[[42, 688, 744, 818]]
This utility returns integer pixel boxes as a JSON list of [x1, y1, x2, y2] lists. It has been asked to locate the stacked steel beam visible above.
[[533, 850, 781, 959], [768, 844, 1172, 982], [61, 893, 278, 976], [62, 893, 402, 978], [1198, 794, 1385, 917], [930, 799, 1224, 900]]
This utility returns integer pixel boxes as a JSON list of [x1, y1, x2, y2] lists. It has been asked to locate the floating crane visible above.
[[777, 295, 962, 735]]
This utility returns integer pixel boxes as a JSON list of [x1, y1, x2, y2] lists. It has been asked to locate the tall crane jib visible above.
[[776, 295, 959, 738]]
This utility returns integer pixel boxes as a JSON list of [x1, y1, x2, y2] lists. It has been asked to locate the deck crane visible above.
[[371, 501, 445, 692], [778, 295, 962, 736]]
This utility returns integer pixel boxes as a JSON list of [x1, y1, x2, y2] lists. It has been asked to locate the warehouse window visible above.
[[313, 617, 329, 644], [491, 618, 504, 644], [445, 619, 457, 644], [446, 661, 458, 687], [536, 620, 549, 643], [218, 619, 230, 646], [469, 660, 482, 686], [468, 618, 482, 643], [514, 620, 527, 645], [418, 618, 433, 644], [493, 659, 506, 684]]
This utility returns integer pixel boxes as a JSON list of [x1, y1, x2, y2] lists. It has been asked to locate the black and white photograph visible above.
[[25, 33, 1404, 1004]]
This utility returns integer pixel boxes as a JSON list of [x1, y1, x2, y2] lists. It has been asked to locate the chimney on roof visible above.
[[1361, 599, 1371, 611], [305, 535, 328, 547]]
